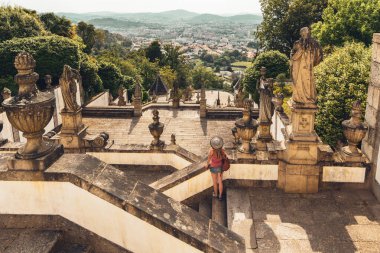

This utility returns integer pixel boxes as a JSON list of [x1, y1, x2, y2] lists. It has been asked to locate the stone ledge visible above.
[[0, 154, 245, 253], [150, 157, 208, 192]]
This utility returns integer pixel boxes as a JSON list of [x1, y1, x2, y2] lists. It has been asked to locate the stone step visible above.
[[52, 243, 92, 253], [199, 197, 212, 218], [3, 230, 62, 253], [227, 188, 257, 250], [212, 196, 227, 226]]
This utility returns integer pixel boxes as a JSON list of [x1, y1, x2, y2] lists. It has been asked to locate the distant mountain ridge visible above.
[[57, 9, 262, 25]]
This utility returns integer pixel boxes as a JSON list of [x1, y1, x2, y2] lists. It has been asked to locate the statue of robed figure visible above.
[[291, 27, 323, 104], [257, 67, 274, 123], [59, 65, 81, 112]]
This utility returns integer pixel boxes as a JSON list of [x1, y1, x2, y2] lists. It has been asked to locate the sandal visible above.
[[212, 192, 218, 198], [218, 195, 223, 201]]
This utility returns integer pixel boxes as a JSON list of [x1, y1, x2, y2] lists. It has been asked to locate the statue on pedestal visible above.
[[257, 67, 274, 124], [60, 65, 80, 112], [291, 27, 323, 105], [117, 86, 126, 106]]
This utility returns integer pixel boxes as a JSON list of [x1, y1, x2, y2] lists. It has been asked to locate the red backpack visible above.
[[222, 151, 230, 172]]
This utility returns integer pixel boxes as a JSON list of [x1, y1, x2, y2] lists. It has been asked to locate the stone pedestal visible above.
[[7, 144, 64, 171], [133, 98, 142, 117], [172, 98, 180, 108], [256, 122, 272, 151], [278, 101, 320, 193], [60, 109, 86, 151], [200, 100, 207, 118]]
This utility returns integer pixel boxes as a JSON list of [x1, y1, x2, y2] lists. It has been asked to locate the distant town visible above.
[[59, 9, 262, 61]]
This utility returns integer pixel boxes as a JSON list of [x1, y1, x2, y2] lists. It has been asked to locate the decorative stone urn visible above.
[[342, 101, 368, 156], [272, 93, 284, 112], [149, 109, 165, 150], [2, 52, 56, 159], [235, 99, 259, 153]]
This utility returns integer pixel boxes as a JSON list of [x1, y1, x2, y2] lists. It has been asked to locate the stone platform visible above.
[[228, 188, 380, 253], [83, 108, 237, 156]]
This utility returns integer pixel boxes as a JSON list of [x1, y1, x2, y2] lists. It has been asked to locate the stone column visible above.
[[362, 34, 380, 200], [278, 102, 320, 193], [133, 82, 142, 117], [200, 84, 207, 118]]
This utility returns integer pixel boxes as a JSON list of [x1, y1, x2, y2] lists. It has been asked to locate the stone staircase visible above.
[[0, 229, 92, 253], [197, 187, 258, 252], [226, 188, 258, 253]]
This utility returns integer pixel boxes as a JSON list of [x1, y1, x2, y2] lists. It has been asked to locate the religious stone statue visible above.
[[59, 65, 81, 112], [134, 82, 142, 99], [117, 86, 126, 106], [291, 27, 323, 104], [257, 67, 274, 123], [44, 75, 52, 90]]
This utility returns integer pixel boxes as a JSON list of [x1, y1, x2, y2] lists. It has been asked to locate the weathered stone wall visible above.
[[362, 33, 380, 200]]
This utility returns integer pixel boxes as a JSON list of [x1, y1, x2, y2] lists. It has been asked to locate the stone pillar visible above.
[[200, 85, 207, 118], [60, 108, 86, 151], [278, 102, 319, 193], [133, 83, 142, 117], [362, 34, 380, 200]]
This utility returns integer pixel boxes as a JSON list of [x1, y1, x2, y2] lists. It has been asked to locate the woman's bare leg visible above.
[[211, 173, 218, 196], [218, 173, 223, 198]]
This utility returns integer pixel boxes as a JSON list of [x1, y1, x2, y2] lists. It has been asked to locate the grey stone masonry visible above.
[[363, 34, 380, 202], [363, 34, 380, 163]]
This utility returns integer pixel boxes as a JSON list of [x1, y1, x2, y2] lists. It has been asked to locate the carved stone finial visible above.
[[235, 98, 258, 153], [3, 52, 57, 163], [14, 52, 36, 74], [341, 101, 368, 156], [14, 52, 39, 98], [148, 110, 165, 150]]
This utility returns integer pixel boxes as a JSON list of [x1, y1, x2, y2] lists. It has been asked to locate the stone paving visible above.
[[246, 188, 380, 253], [83, 108, 237, 156]]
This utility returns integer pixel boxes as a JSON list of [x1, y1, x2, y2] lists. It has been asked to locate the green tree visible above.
[[0, 6, 46, 42], [39, 13, 74, 38], [312, 0, 380, 47], [244, 50, 289, 103], [98, 62, 133, 97], [315, 42, 371, 147], [76, 21, 96, 54], [192, 64, 223, 90], [80, 56, 103, 101], [0, 36, 82, 85], [159, 66, 177, 89], [256, 0, 327, 55], [146, 40, 162, 62], [162, 44, 184, 70]]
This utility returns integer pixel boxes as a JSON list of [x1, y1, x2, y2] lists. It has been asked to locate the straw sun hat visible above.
[[210, 136, 224, 149]]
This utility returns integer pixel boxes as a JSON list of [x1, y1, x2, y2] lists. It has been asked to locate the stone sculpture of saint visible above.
[[59, 65, 81, 112], [291, 27, 323, 104], [257, 67, 274, 123]]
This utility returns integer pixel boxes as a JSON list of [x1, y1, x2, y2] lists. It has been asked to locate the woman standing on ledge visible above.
[[207, 136, 225, 200]]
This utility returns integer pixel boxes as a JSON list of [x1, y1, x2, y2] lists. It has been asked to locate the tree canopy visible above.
[[315, 42, 371, 146], [0, 6, 46, 42], [244, 50, 289, 103], [256, 0, 327, 55], [312, 0, 380, 47], [39, 13, 75, 38]]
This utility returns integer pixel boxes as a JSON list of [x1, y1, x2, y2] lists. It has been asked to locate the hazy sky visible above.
[[1, 0, 261, 14]]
